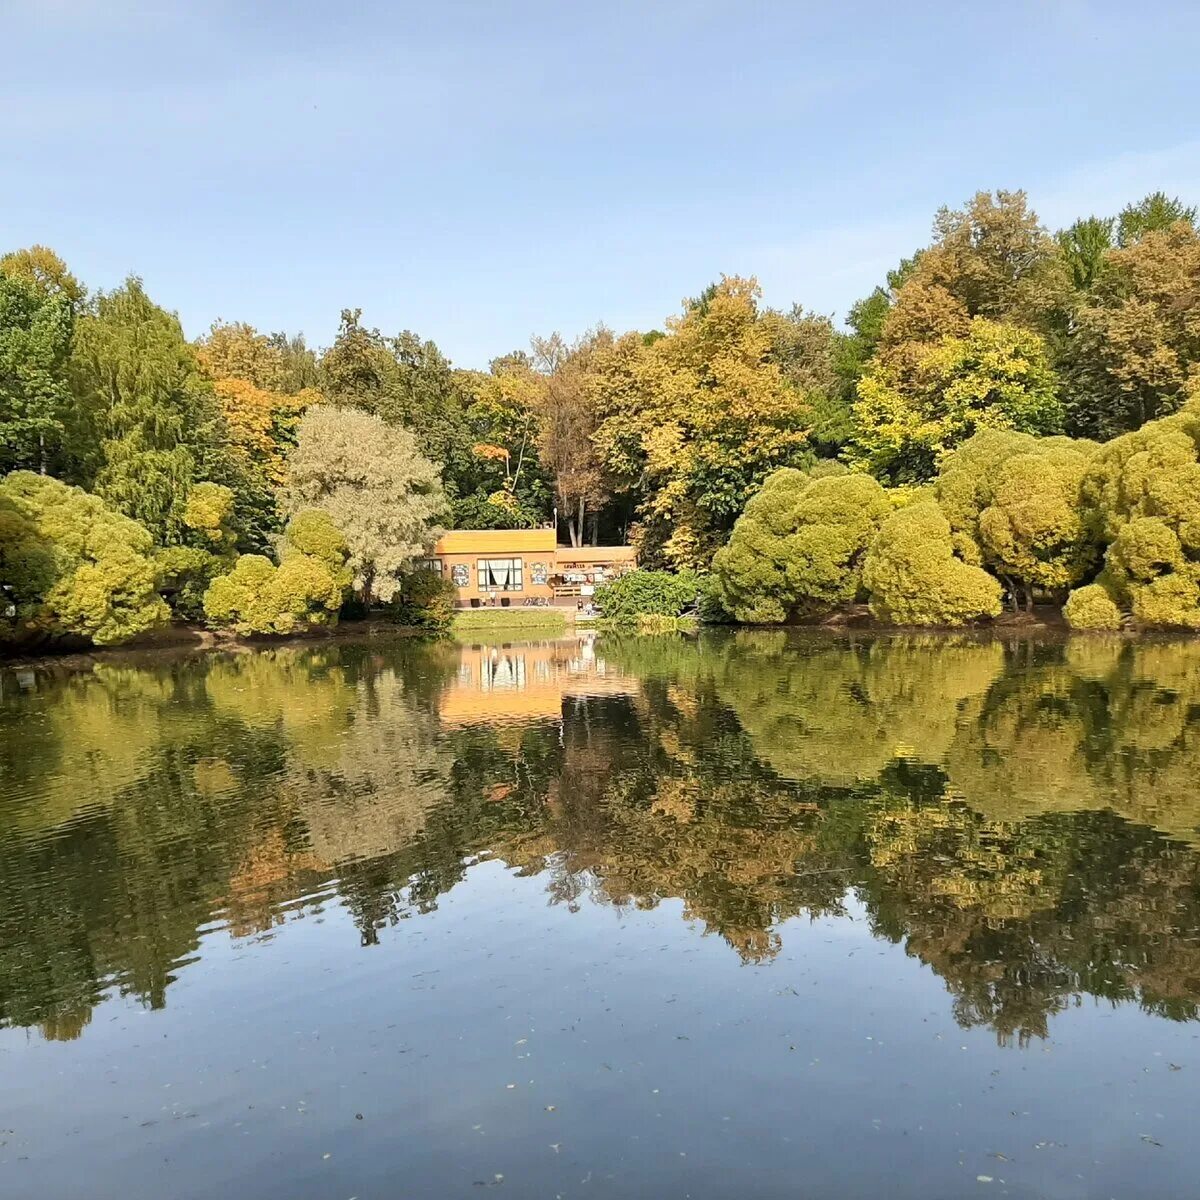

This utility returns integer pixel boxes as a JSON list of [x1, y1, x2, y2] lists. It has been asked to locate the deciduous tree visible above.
[[285, 405, 448, 603]]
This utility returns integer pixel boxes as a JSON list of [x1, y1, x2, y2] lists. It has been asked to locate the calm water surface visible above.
[[2, 630, 1200, 1199]]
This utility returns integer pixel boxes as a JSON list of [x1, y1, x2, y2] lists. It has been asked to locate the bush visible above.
[[711, 470, 893, 623], [1063, 584, 1123, 631], [0, 472, 168, 647], [593, 569, 699, 622], [202, 510, 350, 636], [391, 568, 458, 633], [696, 575, 734, 624], [863, 501, 1003, 626]]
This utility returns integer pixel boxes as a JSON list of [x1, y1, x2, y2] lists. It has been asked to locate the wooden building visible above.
[[427, 529, 637, 608]]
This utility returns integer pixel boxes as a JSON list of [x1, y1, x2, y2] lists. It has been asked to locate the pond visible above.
[[2, 630, 1199, 1199]]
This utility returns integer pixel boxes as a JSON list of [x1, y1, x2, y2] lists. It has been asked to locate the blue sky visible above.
[[5, 1, 1199, 367]]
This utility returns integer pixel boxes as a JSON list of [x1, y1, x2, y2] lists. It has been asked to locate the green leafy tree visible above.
[[712, 470, 893, 623], [863, 500, 1003, 625], [155, 483, 239, 618], [390, 567, 458, 632], [853, 319, 1063, 482], [0, 471, 167, 646], [1117, 192, 1197, 247], [1056, 216, 1114, 291], [1066, 402, 1200, 628], [285, 404, 448, 603], [69, 278, 232, 542], [0, 273, 74, 474]]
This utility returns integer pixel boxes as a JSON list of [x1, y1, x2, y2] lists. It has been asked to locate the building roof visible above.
[[434, 528, 556, 554]]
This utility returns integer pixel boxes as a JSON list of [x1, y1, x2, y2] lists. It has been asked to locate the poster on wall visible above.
[[451, 563, 469, 588], [531, 562, 548, 586]]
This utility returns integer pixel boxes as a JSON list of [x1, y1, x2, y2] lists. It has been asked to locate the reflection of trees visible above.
[[5, 629, 1200, 1046], [0, 639, 461, 1034], [705, 632, 1004, 785]]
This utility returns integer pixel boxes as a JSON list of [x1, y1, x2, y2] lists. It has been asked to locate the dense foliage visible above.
[[4, 184, 1200, 645], [0, 472, 168, 645], [201, 510, 349, 636], [593, 569, 699, 622]]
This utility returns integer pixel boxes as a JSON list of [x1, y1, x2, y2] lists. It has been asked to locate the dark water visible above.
[[2, 631, 1200, 1199]]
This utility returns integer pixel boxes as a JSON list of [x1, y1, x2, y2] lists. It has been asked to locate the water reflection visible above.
[[2, 630, 1200, 1047]]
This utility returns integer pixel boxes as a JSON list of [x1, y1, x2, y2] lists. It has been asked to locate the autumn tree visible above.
[[285, 405, 448, 603], [0, 245, 84, 308], [1060, 220, 1200, 438], [852, 319, 1063, 482], [903, 189, 1068, 331], [592, 276, 814, 568], [530, 330, 611, 546]]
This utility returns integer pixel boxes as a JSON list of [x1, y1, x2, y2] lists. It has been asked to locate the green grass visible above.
[[451, 607, 568, 634]]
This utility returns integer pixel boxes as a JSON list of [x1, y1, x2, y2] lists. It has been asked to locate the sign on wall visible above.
[[530, 562, 549, 586], [451, 563, 470, 587]]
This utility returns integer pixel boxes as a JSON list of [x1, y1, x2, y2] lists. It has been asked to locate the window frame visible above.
[[476, 557, 524, 591]]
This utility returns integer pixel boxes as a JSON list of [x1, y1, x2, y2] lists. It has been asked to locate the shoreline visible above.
[[3, 603, 1187, 676]]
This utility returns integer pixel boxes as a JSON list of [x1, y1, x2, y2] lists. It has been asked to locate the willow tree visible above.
[[285, 405, 448, 603]]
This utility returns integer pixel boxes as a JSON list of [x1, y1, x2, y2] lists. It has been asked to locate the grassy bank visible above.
[[451, 608, 569, 635]]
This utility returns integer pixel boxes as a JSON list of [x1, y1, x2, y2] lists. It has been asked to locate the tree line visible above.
[[2, 186, 1198, 645]]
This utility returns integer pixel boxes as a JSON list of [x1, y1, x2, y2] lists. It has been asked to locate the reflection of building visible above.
[[429, 530, 636, 608], [439, 638, 638, 726]]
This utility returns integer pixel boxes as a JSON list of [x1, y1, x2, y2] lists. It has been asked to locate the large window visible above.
[[477, 558, 523, 591]]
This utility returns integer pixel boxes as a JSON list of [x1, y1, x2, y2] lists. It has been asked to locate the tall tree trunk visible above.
[[569, 497, 584, 548], [589, 511, 599, 546]]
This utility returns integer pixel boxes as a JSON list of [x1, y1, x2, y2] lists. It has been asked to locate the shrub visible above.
[[863, 501, 1003, 626], [711, 470, 894, 623], [593, 569, 699, 622], [1063, 584, 1123, 630], [0, 472, 168, 646], [696, 575, 734, 624], [201, 510, 350, 636], [391, 568, 458, 633]]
